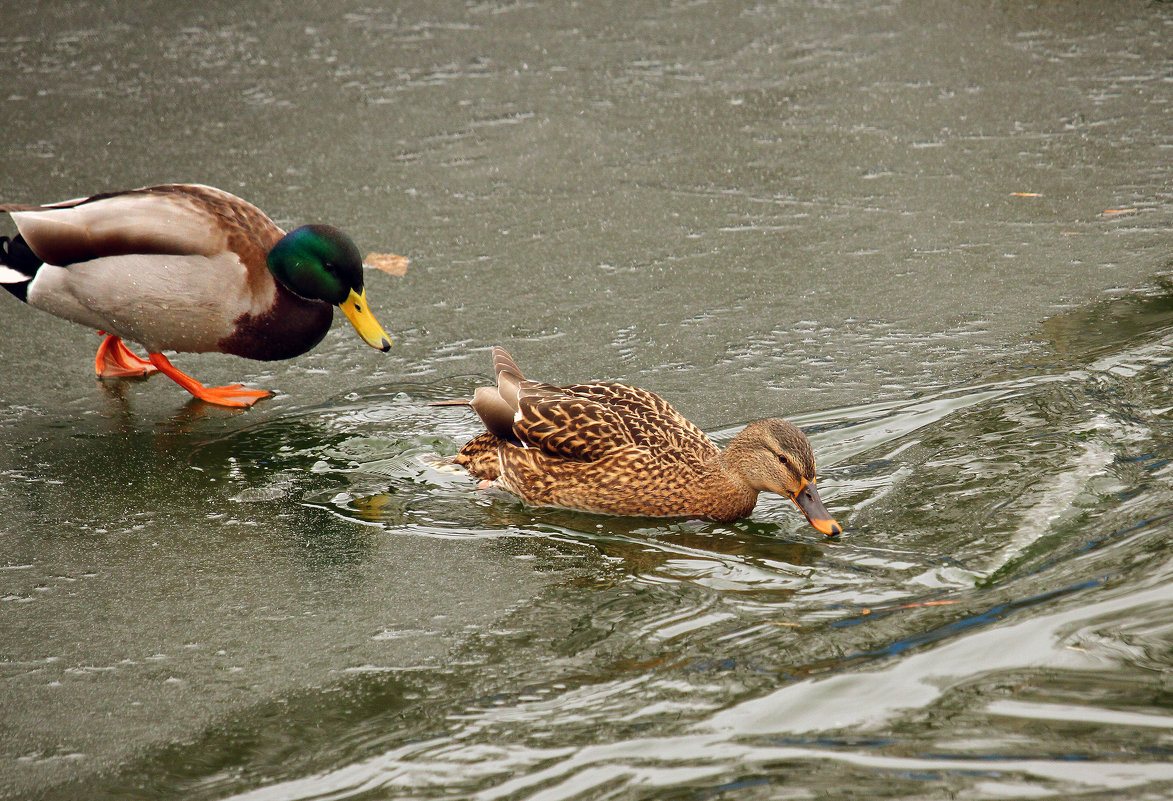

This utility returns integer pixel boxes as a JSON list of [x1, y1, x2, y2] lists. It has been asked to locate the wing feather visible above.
[[510, 380, 717, 465], [513, 382, 635, 461], [458, 349, 719, 469], [565, 382, 717, 461], [492, 346, 525, 382], [7, 185, 281, 269]]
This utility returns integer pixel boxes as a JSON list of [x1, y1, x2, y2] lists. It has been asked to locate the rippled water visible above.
[[9, 279, 1168, 800], [2, 1, 1172, 799], [251, 280, 1167, 800]]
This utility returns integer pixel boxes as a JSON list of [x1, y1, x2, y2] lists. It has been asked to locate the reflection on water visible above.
[[1043, 276, 1173, 363], [21, 280, 1169, 801]]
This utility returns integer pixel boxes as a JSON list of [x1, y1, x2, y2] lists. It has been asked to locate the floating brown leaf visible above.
[[364, 253, 410, 276]]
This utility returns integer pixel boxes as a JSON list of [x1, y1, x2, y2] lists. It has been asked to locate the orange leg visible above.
[[95, 334, 158, 379], [146, 352, 273, 408]]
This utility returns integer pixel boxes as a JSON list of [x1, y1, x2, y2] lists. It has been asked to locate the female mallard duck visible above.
[[434, 347, 842, 534], [0, 184, 393, 407]]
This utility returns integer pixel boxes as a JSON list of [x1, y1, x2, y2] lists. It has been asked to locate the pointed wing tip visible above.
[[491, 346, 525, 382]]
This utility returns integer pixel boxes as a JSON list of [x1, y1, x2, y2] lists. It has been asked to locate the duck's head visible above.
[[725, 418, 841, 536], [267, 224, 392, 351]]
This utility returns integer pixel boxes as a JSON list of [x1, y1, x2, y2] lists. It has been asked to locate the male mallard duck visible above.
[[0, 184, 393, 407], [434, 347, 842, 534]]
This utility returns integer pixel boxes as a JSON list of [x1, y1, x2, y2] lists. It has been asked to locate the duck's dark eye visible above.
[[777, 454, 791, 469]]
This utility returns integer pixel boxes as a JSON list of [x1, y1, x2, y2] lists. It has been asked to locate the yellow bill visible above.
[[339, 288, 391, 352]]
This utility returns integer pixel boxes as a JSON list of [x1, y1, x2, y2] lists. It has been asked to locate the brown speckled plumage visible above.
[[441, 347, 842, 533]]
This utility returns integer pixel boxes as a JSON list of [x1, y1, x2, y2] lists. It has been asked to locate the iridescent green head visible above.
[[267, 224, 392, 351], [267, 224, 363, 304]]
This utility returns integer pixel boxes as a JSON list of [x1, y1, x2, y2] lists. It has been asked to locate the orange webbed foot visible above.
[[95, 334, 159, 379], [146, 353, 273, 408]]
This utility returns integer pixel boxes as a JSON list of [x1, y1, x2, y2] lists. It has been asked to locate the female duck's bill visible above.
[[791, 478, 841, 536]]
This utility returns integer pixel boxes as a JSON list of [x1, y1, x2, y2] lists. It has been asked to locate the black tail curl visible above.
[[0, 234, 41, 303]]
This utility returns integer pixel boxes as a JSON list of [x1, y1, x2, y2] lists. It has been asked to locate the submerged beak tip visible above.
[[810, 517, 841, 537], [790, 485, 841, 537]]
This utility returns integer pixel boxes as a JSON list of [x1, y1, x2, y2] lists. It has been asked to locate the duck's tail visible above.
[[0, 235, 41, 303], [430, 388, 523, 447]]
